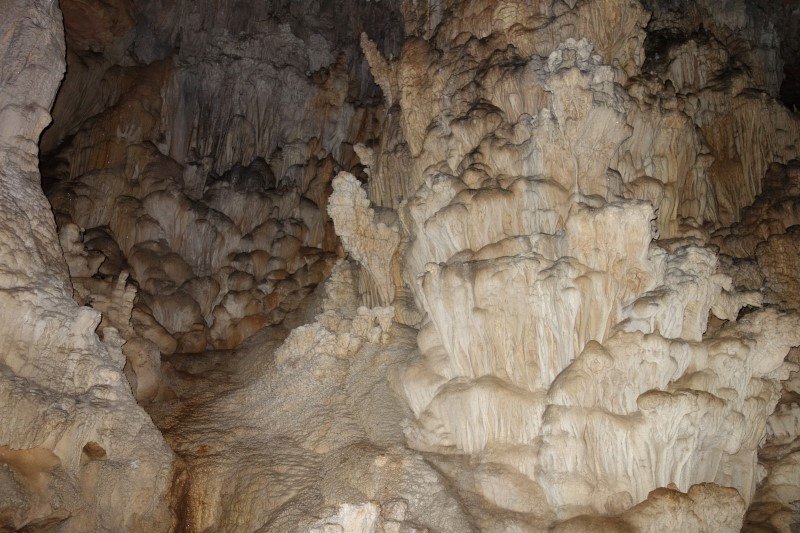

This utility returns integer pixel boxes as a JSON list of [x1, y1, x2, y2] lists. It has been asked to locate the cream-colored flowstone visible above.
[[153, 261, 472, 531], [0, 2, 174, 530], [331, 0, 800, 529], [329, 172, 401, 306]]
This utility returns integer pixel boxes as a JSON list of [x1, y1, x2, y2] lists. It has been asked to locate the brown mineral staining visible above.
[[81, 442, 107, 462]]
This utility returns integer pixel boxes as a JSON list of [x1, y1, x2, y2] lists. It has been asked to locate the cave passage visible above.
[[1, 0, 800, 530]]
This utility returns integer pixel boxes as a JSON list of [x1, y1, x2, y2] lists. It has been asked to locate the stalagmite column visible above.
[[0, 2, 174, 530], [327, 0, 800, 528]]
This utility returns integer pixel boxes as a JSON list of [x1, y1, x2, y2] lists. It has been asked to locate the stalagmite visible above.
[[0, 1, 174, 530]]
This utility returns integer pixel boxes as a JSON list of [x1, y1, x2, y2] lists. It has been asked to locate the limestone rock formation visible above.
[[0, 2, 174, 530], [38, 0, 406, 370], [2, 0, 800, 530], [329, 172, 401, 306], [345, 0, 800, 529], [150, 261, 470, 531]]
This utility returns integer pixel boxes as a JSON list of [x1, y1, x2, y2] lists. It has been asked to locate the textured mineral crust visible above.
[[1, 0, 800, 531]]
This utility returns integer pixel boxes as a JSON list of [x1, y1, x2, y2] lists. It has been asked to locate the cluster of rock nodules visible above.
[[51, 148, 340, 402], [710, 159, 800, 531], [326, 0, 800, 529], [39, 0, 406, 402]]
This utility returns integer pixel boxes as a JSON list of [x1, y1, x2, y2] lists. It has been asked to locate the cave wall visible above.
[[36, 0, 407, 404], [0, 1, 174, 530], [1, 0, 800, 530]]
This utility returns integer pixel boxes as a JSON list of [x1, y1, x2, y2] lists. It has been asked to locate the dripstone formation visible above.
[[2, 0, 800, 531]]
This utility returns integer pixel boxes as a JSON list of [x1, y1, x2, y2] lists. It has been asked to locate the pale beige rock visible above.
[[350, 0, 800, 527], [0, 2, 175, 530], [329, 172, 401, 307], [553, 483, 746, 532], [149, 261, 470, 531], [3, 0, 800, 529]]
